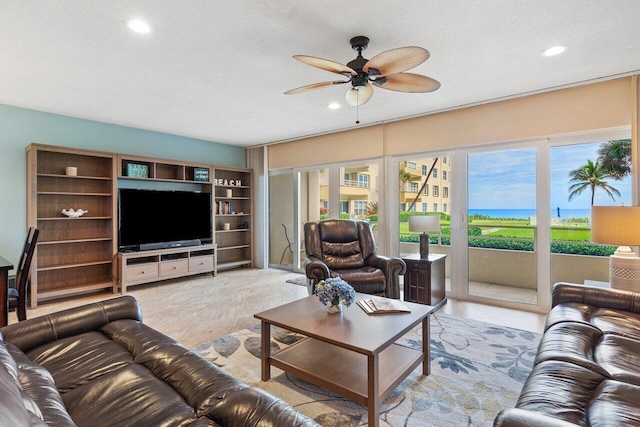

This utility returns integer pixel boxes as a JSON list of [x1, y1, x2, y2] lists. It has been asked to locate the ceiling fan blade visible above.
[[284, 80, 348, 95], [293, 55, 356, 75], [345, 84, 374, 106], [364, 46, 430, 76], [373, 73, 440, 93]]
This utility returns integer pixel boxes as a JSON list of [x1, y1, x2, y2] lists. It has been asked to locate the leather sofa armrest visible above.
[[367, 255, 406, 299], [304, 256, 330, 294], [552, 282, 640, 313], [494, 408, 578, 427]]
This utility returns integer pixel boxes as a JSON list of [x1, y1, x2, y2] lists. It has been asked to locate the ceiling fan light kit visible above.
[[285, 35, 440, 119]]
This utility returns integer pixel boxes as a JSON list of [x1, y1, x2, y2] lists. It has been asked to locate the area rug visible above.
[[285, 275, 308, 286], [192, 313, 540, 426]]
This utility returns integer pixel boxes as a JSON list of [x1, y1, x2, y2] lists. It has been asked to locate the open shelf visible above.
[[27, 144, 117, 307], [213, 166, 253, 270]]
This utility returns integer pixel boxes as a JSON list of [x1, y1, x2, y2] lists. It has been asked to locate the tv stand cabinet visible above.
[[117, 244, 217, 293]]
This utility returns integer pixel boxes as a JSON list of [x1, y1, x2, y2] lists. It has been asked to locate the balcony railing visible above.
[[399, 223, 615, 255], [343, 179, 369, 188]]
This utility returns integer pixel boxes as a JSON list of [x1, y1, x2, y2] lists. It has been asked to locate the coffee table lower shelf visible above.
[[269, 337, 423, 406]]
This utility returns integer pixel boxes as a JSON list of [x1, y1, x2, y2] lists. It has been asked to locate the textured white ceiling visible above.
[[1, 1, 639, 147]]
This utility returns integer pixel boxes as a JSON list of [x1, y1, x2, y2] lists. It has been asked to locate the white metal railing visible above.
[[343, 179, 369, 188]]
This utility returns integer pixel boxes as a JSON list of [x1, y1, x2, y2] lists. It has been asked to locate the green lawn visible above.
[[398, 220, 591, 242]]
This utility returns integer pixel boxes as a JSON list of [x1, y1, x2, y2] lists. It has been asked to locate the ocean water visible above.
[[469, 208, 590, 219]]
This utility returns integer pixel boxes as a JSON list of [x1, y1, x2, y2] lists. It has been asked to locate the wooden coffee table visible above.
[[254, 293, 436, 427]]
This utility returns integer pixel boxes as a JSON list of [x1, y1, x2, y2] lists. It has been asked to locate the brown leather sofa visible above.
[[494, 282, 640, 426], [0, 296, 319, 427], [304, 219, 406, 298]]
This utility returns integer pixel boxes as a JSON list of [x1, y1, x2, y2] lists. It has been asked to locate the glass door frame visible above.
[[451, 139, 550, 312], [267, 168, 295, 271]]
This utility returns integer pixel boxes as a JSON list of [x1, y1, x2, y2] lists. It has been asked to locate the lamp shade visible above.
[[409, 215, 440, 233], [591, 206, 640, 246]]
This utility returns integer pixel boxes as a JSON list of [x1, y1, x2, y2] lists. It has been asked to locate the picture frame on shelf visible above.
[[126, 162, 149, 178], [194, 167, 210, 182]]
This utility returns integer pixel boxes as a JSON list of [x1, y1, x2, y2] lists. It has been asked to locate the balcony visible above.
[[399, 165, 423, 181], [339, 179, 370, 197]]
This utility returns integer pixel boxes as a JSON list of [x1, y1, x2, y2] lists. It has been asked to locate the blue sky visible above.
[[468, 142, 631, 209]]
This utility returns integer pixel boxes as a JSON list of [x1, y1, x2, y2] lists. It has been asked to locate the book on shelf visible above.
[[357, 298, 411, 315]]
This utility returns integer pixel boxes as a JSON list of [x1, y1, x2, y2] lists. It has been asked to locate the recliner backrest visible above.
[[304, 219, 378, 270]]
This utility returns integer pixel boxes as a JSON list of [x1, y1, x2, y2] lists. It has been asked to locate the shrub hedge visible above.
[[399, 234, 616, 256]]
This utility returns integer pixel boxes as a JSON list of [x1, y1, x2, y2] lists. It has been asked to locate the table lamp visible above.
[[591, 206, 640, 291], [408, 215, 441, 259]]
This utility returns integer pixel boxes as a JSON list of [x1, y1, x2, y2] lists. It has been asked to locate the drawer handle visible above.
[[140, 271, 146, 274], [172, 266, 177, 270]]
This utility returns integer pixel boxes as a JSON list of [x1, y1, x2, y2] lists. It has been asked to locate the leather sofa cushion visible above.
[[26, 330, 133, 393], [7, 343, 76, 426], [62, 363, 198, 427], [595, 334, 640, 387], [333, 267, 386, 294], [0, 342, 35, 426], [517, 360, 607, 425]]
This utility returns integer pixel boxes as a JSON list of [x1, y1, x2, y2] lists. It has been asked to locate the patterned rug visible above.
[[285, 275, 308, 286], [192, 313, 540, 426]]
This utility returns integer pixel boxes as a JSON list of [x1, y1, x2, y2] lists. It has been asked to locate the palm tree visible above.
[[399, 170, 412, 190], [597, 139, 631, 180], [568, 160, 620, 205]]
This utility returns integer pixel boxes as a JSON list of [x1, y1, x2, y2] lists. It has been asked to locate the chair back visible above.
[[15, 227, 39, 299], [304, 219, 376, 269]]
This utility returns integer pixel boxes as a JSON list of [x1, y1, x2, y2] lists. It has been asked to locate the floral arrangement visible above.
[[314, 278, 355, 308]]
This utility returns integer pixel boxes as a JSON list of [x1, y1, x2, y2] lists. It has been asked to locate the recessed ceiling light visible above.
[[125, 19, 151, 34], [327, 103, 341, 110], [541, 45, 568, 57]]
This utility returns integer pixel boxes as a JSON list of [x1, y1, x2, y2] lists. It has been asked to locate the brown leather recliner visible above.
[[304, 219, 406, 299]]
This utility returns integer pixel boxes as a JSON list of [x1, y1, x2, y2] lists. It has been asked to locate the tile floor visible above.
[[8, 268, 546, 348]]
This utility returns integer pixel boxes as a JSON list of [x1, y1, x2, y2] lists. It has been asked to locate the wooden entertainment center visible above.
[[26, 144, 252, 307]]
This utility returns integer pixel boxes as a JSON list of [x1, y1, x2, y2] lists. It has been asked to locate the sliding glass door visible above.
[[466, 147, 539, 306]]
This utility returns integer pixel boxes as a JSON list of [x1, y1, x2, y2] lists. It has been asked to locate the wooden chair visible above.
[[8, 227, 39, 321]]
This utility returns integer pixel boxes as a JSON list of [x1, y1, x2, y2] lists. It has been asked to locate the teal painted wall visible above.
[[0, 104, 246, 267]]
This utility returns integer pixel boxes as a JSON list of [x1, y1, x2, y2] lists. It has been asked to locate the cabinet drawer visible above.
[[160, 259, 189, 277], [189, 256, 214, 272], [126, 263, 159, 282]]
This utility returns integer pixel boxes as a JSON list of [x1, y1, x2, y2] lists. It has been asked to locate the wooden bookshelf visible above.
[[26, 144, 118, 307], [214, 167, 253, 269], [27, 147, 252, 306]]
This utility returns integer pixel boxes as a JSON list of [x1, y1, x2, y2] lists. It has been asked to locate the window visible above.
[[443, 187, 449, 198], [422, 185, 428, 195], [357, 173, 369, 188], [343, 172, 350, 183], [422, 203, 427, 212], [442, 157, 447, 164], [433, 168, 438, 178], [340, 200, 348, 214], [422, 165, 427, 175], [433, 203, 438, 212], [443, 203, 447, 213], [409, 203, 416, 212], [443, 171, 447, 181], [433, 185, 439, 197], [354, 200, 367, 216], [410, 182, 418, 192], [407, 161, 416, 169]]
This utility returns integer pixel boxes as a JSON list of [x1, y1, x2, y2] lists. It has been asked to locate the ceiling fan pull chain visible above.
[[356, 91, 360, 124]]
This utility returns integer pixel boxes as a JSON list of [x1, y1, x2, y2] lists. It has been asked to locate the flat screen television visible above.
[[118, 189, 212, 251]]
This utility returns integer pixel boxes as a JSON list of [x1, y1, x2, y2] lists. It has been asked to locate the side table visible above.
[[402, 253, 446, 309]]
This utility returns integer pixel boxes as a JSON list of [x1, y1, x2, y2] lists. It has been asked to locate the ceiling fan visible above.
[[285, 36, 440, 107]]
